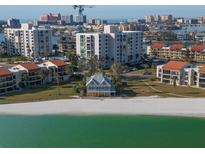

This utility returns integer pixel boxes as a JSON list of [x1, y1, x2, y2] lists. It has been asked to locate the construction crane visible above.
[[72, 5, 94, 32], [72, 5, 94, 18]]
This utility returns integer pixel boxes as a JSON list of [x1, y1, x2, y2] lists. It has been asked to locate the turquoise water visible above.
[[0, 115, 205, 148], [174, 26, 205, 33]]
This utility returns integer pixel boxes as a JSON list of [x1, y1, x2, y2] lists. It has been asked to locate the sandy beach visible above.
[[0, 97, 205, 117]]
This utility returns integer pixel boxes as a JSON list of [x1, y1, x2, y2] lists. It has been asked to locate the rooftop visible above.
[[86, 73, 113, 86], [49, 60, 67, 67], [170, 44, 184, 51], [191, 45, 205, 52], [162, 61, 190, 71], [0, 67, 12, 77], [150, 41, 165, 50], [20, 62, 40, 71]]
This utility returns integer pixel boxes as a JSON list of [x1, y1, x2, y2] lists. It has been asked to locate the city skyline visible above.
[[0, 5, 205, 20]]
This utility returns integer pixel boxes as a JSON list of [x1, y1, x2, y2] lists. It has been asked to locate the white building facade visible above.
[[76, 25, 143, 68], [156, 60, 205, 89], [4, 23, 52, 58]]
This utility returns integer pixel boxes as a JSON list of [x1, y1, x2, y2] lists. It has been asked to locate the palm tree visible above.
[[39, 69, 49, 84], [172, 76, 177, 87], [87, 55, 100, 76], [110, 63, 124, 94], [190, 71, 196, 86], [65, 64, 72, 75], [73, 76, 86, 96], [55, 68, 61, 95], [68, 52, 78, 72], [53, 44, 59, 53], [143, 64, 149, 75], [0, 42, 6, 56], [77, 57, 87, 72], [19, 72, 28, 88]]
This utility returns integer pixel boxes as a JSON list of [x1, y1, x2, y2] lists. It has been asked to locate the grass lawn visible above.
[[124, 78, 205, 97], [0, 56, 27, 63], [0, 81, 78, 104], [128, 68, 156, 75]]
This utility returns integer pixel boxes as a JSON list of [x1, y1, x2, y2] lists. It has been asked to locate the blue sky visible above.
[[0, 5, 205, 20]]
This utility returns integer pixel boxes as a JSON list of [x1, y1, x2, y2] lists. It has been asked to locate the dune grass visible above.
[[0, 82, 78, 104], [124, 79, 205, 97]]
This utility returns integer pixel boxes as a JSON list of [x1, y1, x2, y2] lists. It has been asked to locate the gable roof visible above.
[[170, 44, 183, 51], [191, 45, 205, 52], [86, 73, 113, 86], [49, 60, 67, 67], [162, 61, 190, 71], [0, 67, 12, 77], [20, 62, 40, 71]]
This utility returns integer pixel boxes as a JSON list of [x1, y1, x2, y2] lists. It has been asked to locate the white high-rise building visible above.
[[76, 25, 143, 68], [4, 23, 52, 58]]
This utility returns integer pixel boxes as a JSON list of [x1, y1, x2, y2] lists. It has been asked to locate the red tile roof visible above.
[[170, 44, 183, 51], [0, 67, 12, 77], [150, 41, 164, 50], [49, 60, 66, 67], [20, 62, 39, 71], [162, 61, 189, 71], [191, 45, 205, 52]]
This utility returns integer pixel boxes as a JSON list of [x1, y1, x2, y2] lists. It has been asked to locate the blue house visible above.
[[86, 73, 116, 97]]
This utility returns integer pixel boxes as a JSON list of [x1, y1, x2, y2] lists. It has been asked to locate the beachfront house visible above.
[[86, 73, 116, 97]]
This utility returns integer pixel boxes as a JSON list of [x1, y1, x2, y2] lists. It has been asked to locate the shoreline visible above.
[[0, 97, 205, 117]]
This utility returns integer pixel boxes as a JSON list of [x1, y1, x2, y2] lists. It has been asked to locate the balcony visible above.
[[200, 74, 205, 78], [28, 76, 42, 82], [0, 84, 14, 89], [162, 75, 171, 79], [199, 79, 205, 83]]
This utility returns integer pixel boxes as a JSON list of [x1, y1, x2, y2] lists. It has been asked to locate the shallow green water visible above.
[[0, 115, 205, 147]]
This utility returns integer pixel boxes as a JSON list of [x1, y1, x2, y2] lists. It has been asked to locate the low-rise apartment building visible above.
[[12, 62, 43, 87], [157, 61, 192, 86], [157, 60, 205, 89], [0, 67, 17, 95], [148, 43, 205, 63], [0, 60, 72, 95], [197, 66, 205, 88], [190, 45, 205, 62], [39, 60, 71, 83]]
